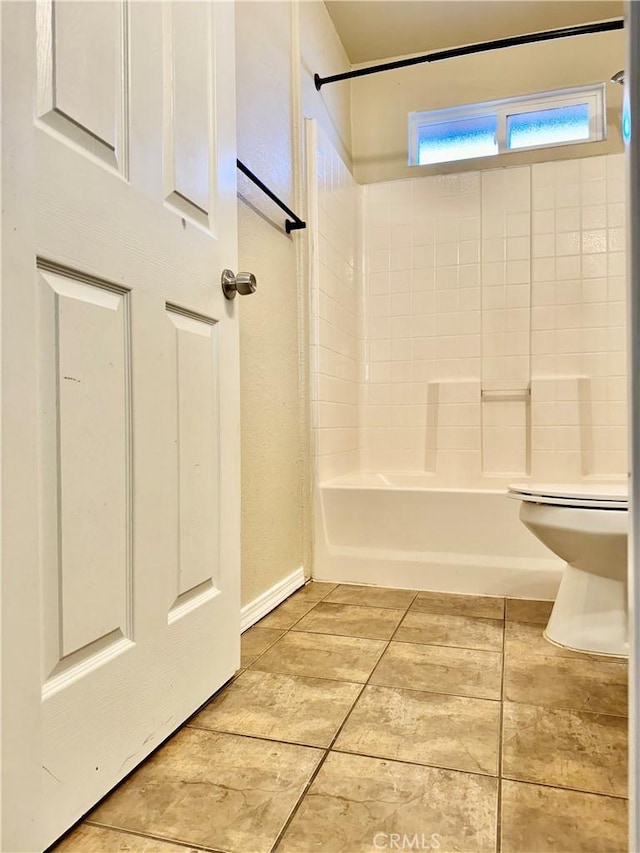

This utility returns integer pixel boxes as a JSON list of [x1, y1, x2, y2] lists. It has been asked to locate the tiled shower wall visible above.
[[309, 122, 360, 480], [361, 154, 627, 484]]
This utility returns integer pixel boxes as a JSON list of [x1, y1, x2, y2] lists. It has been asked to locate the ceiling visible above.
[[324, 1, 623, 64]]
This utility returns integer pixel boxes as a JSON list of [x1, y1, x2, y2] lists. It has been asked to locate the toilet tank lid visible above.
[[508, 482, 628, 504]]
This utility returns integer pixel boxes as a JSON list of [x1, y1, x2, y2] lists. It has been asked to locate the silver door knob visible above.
[[221, 269, 257, 300]]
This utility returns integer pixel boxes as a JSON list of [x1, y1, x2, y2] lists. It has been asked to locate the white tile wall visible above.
[[362, 172, 484, 473], [481, 167, 531, 385], [309, 149, 627, 484], [309, 122, 360, 480], [359, 153, 627, 484], [529, 156, 627, 478]]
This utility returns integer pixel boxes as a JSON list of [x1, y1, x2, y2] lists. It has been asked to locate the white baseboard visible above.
[[240, 567, 306, 632]]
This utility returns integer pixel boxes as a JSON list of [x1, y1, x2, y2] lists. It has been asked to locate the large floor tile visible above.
[[325, 583, 417, 610], [411, 591, 505, 620], [370, 641, 502, 700], [256, 597, 319, 630], [289, 581, 338, 602], [505, 598, 553, 624], [293, 601, 405, 640], [500, 780, 628, 853], [278, 752, 498, 853], [88, 728, 322, 853], [252, 631, 386, 683], [504, 620, 606, 662], [502, 702, 628, 797], [241, 626, 285, 668], [54, 824, 202, 853], [334, 685, 500, 775], [190, 669, 361, 747], [504, 653, 628, 716], [395, 610, 503, 652]]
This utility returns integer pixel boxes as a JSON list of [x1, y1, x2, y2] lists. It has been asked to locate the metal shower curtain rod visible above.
[[236, 159, 306, 233], [314, 18, 625, 90]]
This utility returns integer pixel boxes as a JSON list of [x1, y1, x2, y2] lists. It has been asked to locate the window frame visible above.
[[408, 84, 607, 167]]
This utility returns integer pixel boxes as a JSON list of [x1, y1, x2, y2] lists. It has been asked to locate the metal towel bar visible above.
[[237, 159, 306, 233]]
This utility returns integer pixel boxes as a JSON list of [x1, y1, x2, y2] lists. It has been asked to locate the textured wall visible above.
[[236, 2, 351, 605], [351, 30, 625, 184]]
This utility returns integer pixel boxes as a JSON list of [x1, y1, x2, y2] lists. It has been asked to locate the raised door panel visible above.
[[163, 2, 214, 227], [166, 307, 220, 620], [36, 0, 128, 173], [38, 266, 133, 690]]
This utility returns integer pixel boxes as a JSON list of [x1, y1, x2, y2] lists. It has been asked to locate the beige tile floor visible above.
[[53, 582, 629, 853]]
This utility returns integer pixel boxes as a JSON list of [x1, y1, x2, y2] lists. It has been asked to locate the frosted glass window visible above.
[[507, 103, 590, 150], [408, 85, 605, 167], [417, 115, 498, 165]]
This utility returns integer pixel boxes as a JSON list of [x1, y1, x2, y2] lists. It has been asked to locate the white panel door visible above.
[[1, 3, 240, 850]]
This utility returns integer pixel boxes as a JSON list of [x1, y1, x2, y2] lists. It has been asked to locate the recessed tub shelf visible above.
[[481, 383, 531, 401]]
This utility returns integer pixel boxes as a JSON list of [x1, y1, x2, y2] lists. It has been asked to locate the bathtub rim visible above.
[[319, 471, 628, 495]]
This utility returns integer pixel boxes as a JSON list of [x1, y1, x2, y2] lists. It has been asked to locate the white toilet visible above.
[[508, 483, 628, 657]]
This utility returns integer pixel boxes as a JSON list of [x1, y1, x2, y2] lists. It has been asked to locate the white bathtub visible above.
[[313, 472, 563, 598]]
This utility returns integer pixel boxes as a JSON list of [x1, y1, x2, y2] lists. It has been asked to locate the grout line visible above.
[[269, 589, 421, 852], [297, 600, 410, 615], [238, 629, 288, 670], [244, 666, 375, 688], [497, 776, 630, 802], [330, 744, 499, 779], [409, 609, 508, 624], [334, 682, 502, 704], [504, 646, 628, 668], [268, 746, 332, 853], [322, 589, 421, 742], [371, 636, 504, 655], [183, 724, 331, 755], [337, 588, 418, 696], [244, 662, 504, 698], [501, 696, 629, 721], [251, 587, 332, 633], [321, 600, 421, 611], [84, 821, 225, 853], [365, 589, 418, 684], [288, 626, 404, 641]]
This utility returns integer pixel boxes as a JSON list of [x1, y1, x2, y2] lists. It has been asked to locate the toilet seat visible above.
[[508, 482, 628, 510]]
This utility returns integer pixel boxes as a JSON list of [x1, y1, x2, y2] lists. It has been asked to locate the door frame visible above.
[[628, 2, 639, 850]]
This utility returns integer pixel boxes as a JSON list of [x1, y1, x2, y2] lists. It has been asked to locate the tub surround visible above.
[[359, 156, 627, 481], [310, 147, 627, 483], [308, 118, 360, 483], [309, 130, 627, 594]]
